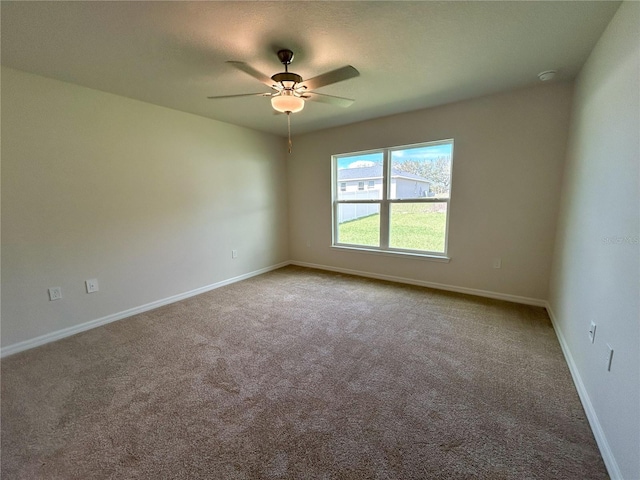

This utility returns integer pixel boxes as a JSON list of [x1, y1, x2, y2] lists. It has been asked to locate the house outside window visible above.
[[332, 139, 453, 257]]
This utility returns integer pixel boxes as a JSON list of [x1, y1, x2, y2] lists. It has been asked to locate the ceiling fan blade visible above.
[[301, 65, 359, 90], [303, 92, 355, 108], [207, 93, 272, 99], [227, 61, 274, 87]]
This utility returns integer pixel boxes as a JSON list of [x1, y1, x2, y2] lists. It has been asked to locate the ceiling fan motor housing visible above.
[[272, 72, 303, 86]]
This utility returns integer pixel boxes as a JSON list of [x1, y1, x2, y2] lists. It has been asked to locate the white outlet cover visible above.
[[48, 287, 62, 301]]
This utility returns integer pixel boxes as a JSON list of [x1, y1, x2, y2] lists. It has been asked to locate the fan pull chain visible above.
[[287, 112, 293, 154]]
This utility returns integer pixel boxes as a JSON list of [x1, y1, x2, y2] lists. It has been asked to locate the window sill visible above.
[[331, 245, 451, 263]]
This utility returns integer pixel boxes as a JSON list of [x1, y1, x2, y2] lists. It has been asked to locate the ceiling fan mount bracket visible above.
[[277, 49, 295, 66]]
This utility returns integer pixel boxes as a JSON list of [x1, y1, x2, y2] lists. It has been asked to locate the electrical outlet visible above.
[[492, 258, 502, 269], [606, 344, 614, 371], [48, 287, 62, 301], [85, 279, 99, 293], [231, 249, 238, 259], [588, 322, 596, 343], [306, 240, 311, 248]]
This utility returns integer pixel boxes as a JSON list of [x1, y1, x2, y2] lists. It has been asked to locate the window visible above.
[[332, 139, 453, 257], [340, 182, 346, 192]]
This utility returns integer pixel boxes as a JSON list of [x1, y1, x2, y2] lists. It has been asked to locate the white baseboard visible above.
[[0, 260, 545, 358], [545, 302, 622, 480], [290, 260, 547, 307], [0, 261, 290, 358]]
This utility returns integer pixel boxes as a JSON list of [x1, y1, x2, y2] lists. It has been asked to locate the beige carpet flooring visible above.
[[1, 266, 608, 479]]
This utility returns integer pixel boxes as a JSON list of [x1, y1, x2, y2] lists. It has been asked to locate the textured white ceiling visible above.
[[1, 1, 620, 137]]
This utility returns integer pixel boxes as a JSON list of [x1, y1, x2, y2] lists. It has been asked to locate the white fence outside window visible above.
[[337, 190, 379, 223]]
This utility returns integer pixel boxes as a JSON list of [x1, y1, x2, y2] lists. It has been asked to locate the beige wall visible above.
[[288, 82, 573, 301], [549, 2, 639, 478], [1, 67, 289, 348]]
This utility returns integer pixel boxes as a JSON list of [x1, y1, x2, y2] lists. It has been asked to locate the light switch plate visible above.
[[86, 279, 99, 293], [606, 344, 614, 371], [588, 322, 596, 343]]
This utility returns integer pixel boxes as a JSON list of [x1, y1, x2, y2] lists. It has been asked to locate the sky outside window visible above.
[[337, 143, 452, 170]]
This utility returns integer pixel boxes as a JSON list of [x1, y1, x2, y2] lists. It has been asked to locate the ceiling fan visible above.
[[208, 49, 359, 114]]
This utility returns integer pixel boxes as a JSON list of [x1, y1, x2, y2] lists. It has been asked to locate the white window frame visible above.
[[331, 139, 453, 260]]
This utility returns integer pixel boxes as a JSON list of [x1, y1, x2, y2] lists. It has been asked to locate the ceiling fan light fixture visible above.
[[271, 93, 305, 113]]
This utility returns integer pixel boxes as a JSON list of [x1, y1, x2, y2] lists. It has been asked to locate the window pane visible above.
[[336, 152, 384, 200], [337, 204, 380, 247], [389, 203, 447, 253], [390, 143, 453, 200]]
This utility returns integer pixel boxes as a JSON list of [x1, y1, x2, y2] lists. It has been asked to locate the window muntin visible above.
[[332, 140, 453, 256]]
